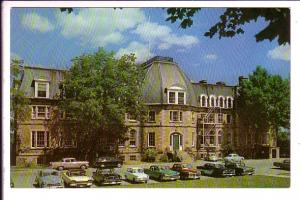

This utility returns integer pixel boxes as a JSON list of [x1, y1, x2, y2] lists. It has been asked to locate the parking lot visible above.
[[10, 158, 290, 188]]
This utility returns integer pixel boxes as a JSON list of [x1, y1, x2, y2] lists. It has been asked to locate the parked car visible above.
[[224, 154, 244, 163], [273, 159, 290, 170], [225, 161, 255, 176], [171, 163, 200, 180], [205, 155, 222, 162], [93, 156, 123, 168], [92, 168, 122, 185], [144, 165, 180, 181], [61, 169, 93, 188], [50, 158, 89, 171], [197, 162, 235, 177], [124, 167, 149, 183], [33, 169, 63, 188]]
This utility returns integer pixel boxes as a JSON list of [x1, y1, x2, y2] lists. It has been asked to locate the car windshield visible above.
[[132, 168, 143, 173], [43, 171, 59, 176], [69, 170, 86, 176]]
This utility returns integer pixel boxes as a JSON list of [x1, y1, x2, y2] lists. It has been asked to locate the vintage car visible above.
[[224, 154, 244, 163], [144, 165, 180, 181], [93, 156, 123, 168], [225, 161, 255, 176], [197, 162, 235, 177], [171, 163, 200, 180], [61, 169, 93, 188], [50, 157, 89, 171], [124, 167, 149, 183], [205, 155, 222, 162], [34, 169, 63, 188], [273, 159, 290, 170], [92, 168, 122, 185]]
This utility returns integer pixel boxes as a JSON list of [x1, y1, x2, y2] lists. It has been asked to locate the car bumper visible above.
[[135, 178, 149, 183], [69, 182, 93, 187], [102, 180, 122, 185], [162, 176, 180, 181]]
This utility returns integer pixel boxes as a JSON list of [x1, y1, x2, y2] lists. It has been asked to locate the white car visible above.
[[224, 154, 244, 162], [124, 167, 149, 183], [61, 169, 93, 188]]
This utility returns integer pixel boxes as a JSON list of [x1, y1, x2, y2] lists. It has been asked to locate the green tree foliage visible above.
[[52, 48, 145, 160], [166, 8, 290, 45], [10, 59, 31, 164], [237, 66, 290, 143]]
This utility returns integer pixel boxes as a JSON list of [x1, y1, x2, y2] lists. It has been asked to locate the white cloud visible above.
[[21, 12, 54, 33], [116, 41, 153, 63], [204, 53, 218, 60], [55, 8, 146, 47], [133, 22, 199, 50], [267, 44, 290, 61]]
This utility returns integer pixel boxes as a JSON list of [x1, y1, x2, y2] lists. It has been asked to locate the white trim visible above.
[[34, 81, 50, 98], [168, 90, 186, 105], [200, 94, 208, 107], [31, 130, 49, 149], [226, 96, 234, 108], [209, 95, 216, 107], [218, 95, 225, 108]]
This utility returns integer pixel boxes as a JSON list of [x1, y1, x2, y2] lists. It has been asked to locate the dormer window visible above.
[[167, 87, 186, 105], [35, 81, 49, 98]]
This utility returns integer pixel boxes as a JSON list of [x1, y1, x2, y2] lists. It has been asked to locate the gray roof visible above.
[[20, 66, 65, 99]]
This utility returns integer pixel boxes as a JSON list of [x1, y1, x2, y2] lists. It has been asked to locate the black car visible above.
[[92, 168, 122, 186], [225, 161, 255, 176], [93, 156, 123, 168], [197, 162, 235, 177], [273, 159, 290, 170]]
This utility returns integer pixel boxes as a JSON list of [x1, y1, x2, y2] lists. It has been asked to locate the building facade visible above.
[[14, 56, 279, 166]]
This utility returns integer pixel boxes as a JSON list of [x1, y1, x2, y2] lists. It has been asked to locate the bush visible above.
[[159, 154, 169, 162], [142, 148, 158, 162]]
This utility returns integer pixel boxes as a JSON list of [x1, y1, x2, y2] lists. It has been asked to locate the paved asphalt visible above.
[[10, 158, 290, 188]]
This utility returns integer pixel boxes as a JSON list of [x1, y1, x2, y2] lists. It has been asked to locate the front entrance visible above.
[[170, 133, 182, 151]]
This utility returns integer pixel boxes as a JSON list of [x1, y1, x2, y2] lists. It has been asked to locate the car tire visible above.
[[58, 166, 64, 171], [80, 165, 87, 170]]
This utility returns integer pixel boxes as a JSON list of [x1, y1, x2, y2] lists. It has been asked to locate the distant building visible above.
[[14, 56, 279, 166]]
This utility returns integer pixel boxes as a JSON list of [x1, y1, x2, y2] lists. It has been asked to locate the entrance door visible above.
[[272, 149, 277, 158], [173, 134, 180, 151]]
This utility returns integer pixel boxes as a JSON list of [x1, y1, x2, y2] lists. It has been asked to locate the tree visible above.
[[10, 59, 31, 165], [49, 48, 146, 161], [237, 66, 290, 153], [166, 8, 290, 45]]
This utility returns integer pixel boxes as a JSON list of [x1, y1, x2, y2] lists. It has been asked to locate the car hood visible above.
[[68, 176, 91, 182], [132, 173, 148, 178], [41, 176, 61, 184], [159, 169, 179, 176]]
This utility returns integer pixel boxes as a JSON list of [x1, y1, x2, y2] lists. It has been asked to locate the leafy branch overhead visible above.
[[166, 8, 290, 45]]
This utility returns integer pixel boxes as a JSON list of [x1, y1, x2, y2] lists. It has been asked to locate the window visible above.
[[226, 114, 232, 124], [148, 111, 156, 122], [218, 131, 222, 145], [170, 111, 183, 122], [130, 155, 137, 161], [208, 113, 215, 123], [148, 132, 155, 147], [178, 92, 185, 104], [227, 97, 233, 108], [129, 130, 136, 147], [210, 96, 215, 107], [201, 95, 207, 107], [35, 82, 49, 98], [118, 138, 125, 147], [168, 90, 186, 104], [168, 92, 176, 104], [127, 113, 137, 121], [217, 113, 223, 123], [32, 106, 50, 119], [219, 97, 224, 108], [31, 131, 49, 148]]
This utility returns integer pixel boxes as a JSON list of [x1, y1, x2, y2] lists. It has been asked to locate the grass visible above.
[[113, 175, 290, 188]]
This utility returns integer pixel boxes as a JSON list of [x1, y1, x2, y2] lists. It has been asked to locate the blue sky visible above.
[[11, 8, 290, 85]]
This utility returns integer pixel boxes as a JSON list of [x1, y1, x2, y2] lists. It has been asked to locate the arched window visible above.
[[219, 96, 224, 108], [201, 95, 207, 107], [227, 97, 233, 108], [210, 96, 215, 107], [129, 130, 137, 147]]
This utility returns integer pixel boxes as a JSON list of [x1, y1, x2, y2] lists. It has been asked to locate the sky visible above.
[[10, 8, 290, 85]]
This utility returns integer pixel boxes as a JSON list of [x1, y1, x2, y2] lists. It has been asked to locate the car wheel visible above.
[[80, 165, 87, 170], [58, 166, 64, 171]]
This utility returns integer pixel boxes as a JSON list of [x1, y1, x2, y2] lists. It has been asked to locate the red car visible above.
[[171, 163, 200, 180]]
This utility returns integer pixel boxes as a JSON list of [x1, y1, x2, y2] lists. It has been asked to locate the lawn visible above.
[[114, 175, 290, 188]]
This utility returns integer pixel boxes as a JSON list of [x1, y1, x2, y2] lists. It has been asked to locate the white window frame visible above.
[[148, 111, 156, 122], [148, 132, 155, 147], [129, 129, 137, 147], [200, 94, 208, 107], [227, 96, 234, 109], [167, 87, 186, 105], [32, 105, 50, 119], [218, 96, 225, 108], [170, 111, 183, 122], [170, 133, 183, 151], [209, 95, 216, 107], [31, 131, 50, 149], [35, 81, 49, 98]]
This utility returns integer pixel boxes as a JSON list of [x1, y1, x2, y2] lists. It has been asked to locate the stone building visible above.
[[14, 56, 279, 166]]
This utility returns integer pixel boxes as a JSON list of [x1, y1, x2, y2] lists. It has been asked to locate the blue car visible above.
[[34, 169, 63, 188]]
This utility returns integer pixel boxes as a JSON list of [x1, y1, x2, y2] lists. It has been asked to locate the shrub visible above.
[[142, 148, 158, 162], [159, 154, 169, 162]]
